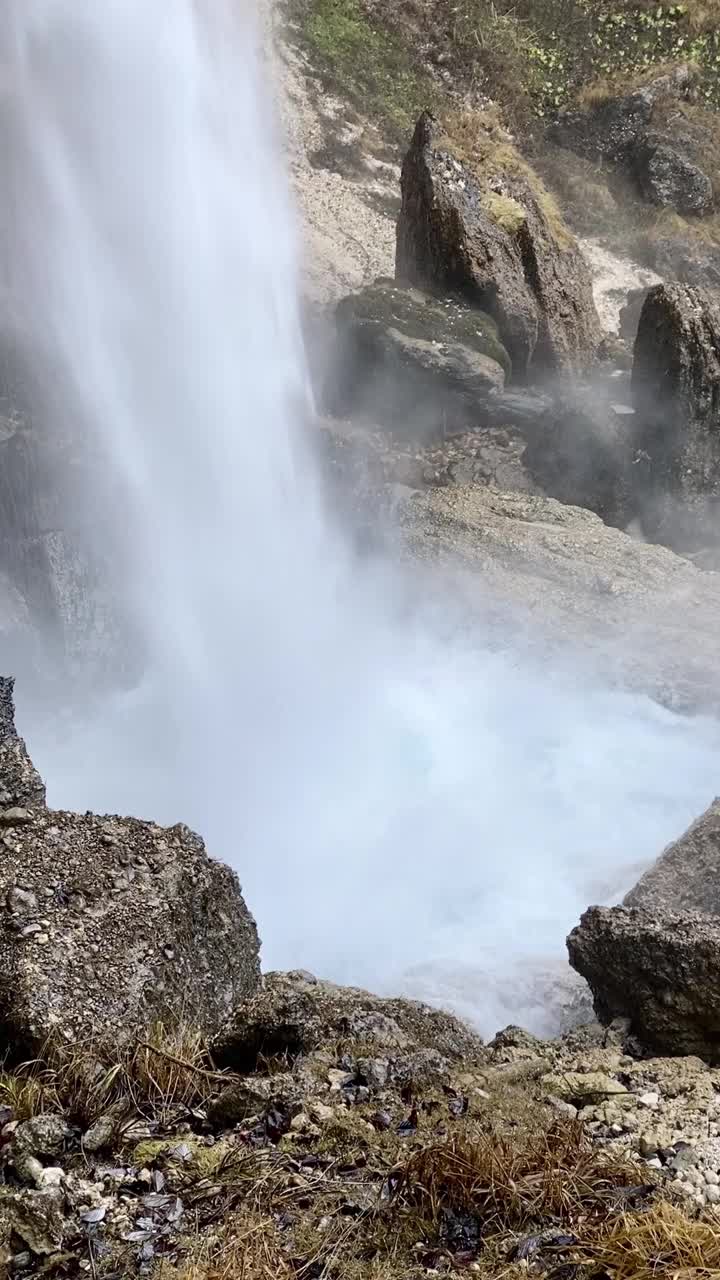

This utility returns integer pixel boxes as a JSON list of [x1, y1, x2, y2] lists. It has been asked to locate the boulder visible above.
[[631, 282, 720, 548], [619, 287, 649, 344], [395, 111, 600, 378], [397, 484, 720, 713], [549, 66, 713, 217], [330, 279, 508, 438], [625, 798, 720, 916], [567, 905, 720, 1061], [0, 681, 260, 1056], [634, 132, 713, 216], [523, 386, 634, 527], [213, 969, 484, 1071]]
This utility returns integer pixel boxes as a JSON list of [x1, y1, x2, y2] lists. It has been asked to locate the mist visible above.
[[3, 0, 719, 1037]]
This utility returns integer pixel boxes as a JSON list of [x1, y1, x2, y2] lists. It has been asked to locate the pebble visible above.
[[638, 1091, 660, 1109], [706, 1185, 720, 1204], [706, 1170, 720, 1186]]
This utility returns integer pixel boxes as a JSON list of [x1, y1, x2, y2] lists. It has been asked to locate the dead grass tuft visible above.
[[440, 109, 576, 249], [585, 1200, 720, 1279], [390, 1119, 651, 1235], [156, 1212, 296, 1280], [1, 1021, 231, 1129]]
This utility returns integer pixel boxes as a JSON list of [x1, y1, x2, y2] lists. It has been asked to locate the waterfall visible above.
[[1, 0, 718, 1035]]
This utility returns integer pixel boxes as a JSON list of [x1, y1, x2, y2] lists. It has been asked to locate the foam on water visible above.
[[2, 0, 719, 1036]]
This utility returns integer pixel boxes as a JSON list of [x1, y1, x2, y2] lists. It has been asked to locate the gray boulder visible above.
[[330, 280, 508, 439], [214, 969, 484, 1070], [397, 484, 720, 713], [0, 681, 260, 1055], [567, 905, 720, 1061], [396, 112, 600, 377], [631, 282, 720, 548], [625, 798, 720, 916]]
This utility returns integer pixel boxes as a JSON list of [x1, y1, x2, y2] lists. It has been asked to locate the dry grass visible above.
[[440, 109, 576, 249], [574, 59, 698, 109], [156, 1213, 296, 1280], [390, 1120, 652, 1235], [585, 1200, 720, 1279], [0, 1021, 230, 1129]]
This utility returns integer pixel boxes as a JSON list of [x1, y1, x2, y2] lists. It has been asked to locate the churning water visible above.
[[2, 0, 719, 1035]]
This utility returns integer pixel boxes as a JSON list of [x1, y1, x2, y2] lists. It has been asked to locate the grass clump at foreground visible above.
[[4, 1024, 720, 1278]]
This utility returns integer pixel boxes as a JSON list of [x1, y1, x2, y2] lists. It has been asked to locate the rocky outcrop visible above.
[[213, 969, 484, 1071], [397, 484, 720, 713], [567, 905, 720, 1062], [549, 66, 714, 217], [625, 799, 720, 917], [395, 112, 600, 378], [329, 280, 508, 438], [0, 681, 260, 1056], [631, 282, 720, 548], [523, 386, 634, 527]]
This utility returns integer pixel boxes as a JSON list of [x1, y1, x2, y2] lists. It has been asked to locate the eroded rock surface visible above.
[[632, 282, 720, 548], [213, 969, 484, 1071], [0, 682, 260, 1055], [568, 905, 720, 1062], [330, 279, 508, 438], [625, 798, 720, 916], [396, 111, 600, 377]]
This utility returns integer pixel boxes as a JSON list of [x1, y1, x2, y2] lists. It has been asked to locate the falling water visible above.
[[2, 0, 719, 1035]]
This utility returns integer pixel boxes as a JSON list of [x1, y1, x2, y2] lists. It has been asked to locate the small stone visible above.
[[706, 1185, 720, 1204], [646, 1157, 663, 1169], [7, 886, 38, 916], [36, 934, 49, 945], [638, 1091, 660, 1109], [0, 807, 33, 826], [37, 1167, 64, 1188], [706, 1170, 720, 1186]]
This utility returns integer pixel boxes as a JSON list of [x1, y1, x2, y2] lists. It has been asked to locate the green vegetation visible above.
[[288, 0, 438, 137], [287, 0, 720, 135]]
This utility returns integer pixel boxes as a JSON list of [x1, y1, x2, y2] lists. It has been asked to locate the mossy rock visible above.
[[338, 279, 512, 377]]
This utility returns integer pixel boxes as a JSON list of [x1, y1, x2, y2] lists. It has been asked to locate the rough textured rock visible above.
[[213, 969, 484, 1070], [0, 684, 260, 1055], [567, 905, 720, 1061], [396, 484, 720, 713], [625, 798, 720, 917], [330, 279, 508, 438], [549, 66, 713, 216], [631, 282, 720, 548], [395, 111, 600, 377], [523, 385, 634, 527], [634, 132, 713, 216], [0, 677, 45, 809]]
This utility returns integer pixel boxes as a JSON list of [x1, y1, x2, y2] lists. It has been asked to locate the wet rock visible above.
[[625, 798, 720, 917], [398, 484, 720, 714], [523, 386, 634, 527], [631, 282, 720, 549], [396, 111, 600, 377], [619, 287, 649, 345], [567, 906, 720, 1062], [0, 682, 260, 1057], [330, 280, 508, 439], [213, 970, 484, 1072]]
